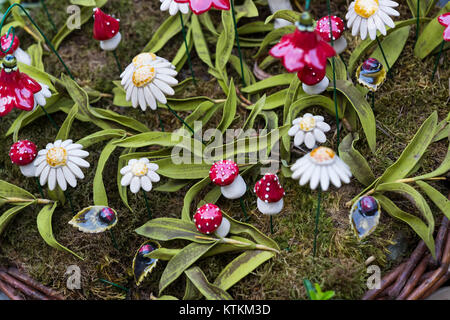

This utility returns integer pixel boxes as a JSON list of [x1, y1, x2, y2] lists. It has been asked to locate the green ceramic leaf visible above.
[[76, 129, 127, 148], [371, 26, 411, 70], [37, 202, 84, 260], [55, 104, 78, 141], [217, 79, 237, 132], [265, 9, 301, 24], [416, 181, 450, 220], [185, 266, 233, 300], [93, 140, 119, 207], [242, 73, 295, 94], [0, 180, 35, 200], [182, 177, 210, 221], [191, 14, 213, 69], [0, 202, 34, 237], [253, 25, 295, 58]]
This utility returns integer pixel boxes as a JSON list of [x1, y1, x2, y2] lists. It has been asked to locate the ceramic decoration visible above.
[[69, 206, 118, 234], [346, 0, 400, 40], [291, 147, 352, 191], [254, 174, 285, 215], [34, 139, 90, 191], [133, 241, 160, 286], [267, 0, 293, 29], [315, 16, 348, 54], [356, 57, 386, 91], [438, 13, 450, 41], [9, 140, 38, 177], [0, 55, 52, 117], [160, 0, 189, 15], [193, 203, 230, 238], [0, 33, 31, 65], [174, 0, 230, 15], [93, 8, 121, 51], [209, 160, 247, 200], [269, 12, 336, 95], [120, 52, 178, 111], [120, 158, 160, 194], [288, 113, 331, 149], [349, 196, 381, 239]]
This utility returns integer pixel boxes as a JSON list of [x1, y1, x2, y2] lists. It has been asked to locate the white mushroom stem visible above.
[[13, 47, 31, 66], [332, 36, 348, 55], [257, 198, 284, 216], [220, 175, 247, 200], [100, 32, 122, 51], [267, 0, 293, 29], [214, 217, 230, 238], [19, 162, 36, 178], [302, 77, 330, 95]]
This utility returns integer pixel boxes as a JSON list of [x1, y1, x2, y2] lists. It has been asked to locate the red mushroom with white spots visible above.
[[193, 203, 230, 238], [315, 15, 347, 54], [93, 8, 121, 51], [0, 33, 31, 65], [9, 140, 38, 177], [254, 174, 285, 215], [209, 160, 247, 200]]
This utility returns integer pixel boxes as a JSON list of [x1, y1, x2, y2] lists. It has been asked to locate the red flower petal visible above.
[[438, 13, 450, 41], [175, 0, 230, 15]]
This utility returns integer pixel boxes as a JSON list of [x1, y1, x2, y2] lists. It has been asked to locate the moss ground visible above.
[[0, 0, 448, 300]]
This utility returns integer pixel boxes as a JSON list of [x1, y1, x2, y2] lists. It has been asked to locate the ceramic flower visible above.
[[346, 0, 400, 40], [291, 147, 352, 191], [438, 13, 450, 42], [0, 33, 31, 65], [174, 0, 230, 15], [160, 0, 190, 15], [288, 114, 331, 149], [0, 55, 52, 117], [93, 8, 121, 51], [120, 52, 178, 111], [270, 12, 336, 95], [120, 158, 160, 194], [34, 140, 90, 191]]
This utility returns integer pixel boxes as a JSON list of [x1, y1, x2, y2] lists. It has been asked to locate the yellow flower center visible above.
[[310, 147, 336, 163], [132, 65, 156, 87], [133, 52, 157, 68], [355, 0, 379, 18], [299, 116, 316, 132], [46, 147, 67, 167], [131, 162, 148, 177]]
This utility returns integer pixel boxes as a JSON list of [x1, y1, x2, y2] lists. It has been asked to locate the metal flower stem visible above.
[[109, 230, 119, 250], [65, 190, 75, 215], [35, 177, 45, 199], [431, 40, 445, 81], [239, 197, 249, 222], [0, 3, 74, 80], [112, 50, 122, 74], [39, 0, 57, 33], [179, 12, 196, 85], [156, 108, 165, 132], [313, 188, 322, 258], [375, 36, 391, 77], [230, 0, 246, 87], [99, 278, 129, 292], [415, 0, 420, 46], [142, 190, 152, 220]]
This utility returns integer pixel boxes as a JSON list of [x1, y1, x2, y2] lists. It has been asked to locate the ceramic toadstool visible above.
[[209, 160, 247, 200], [193, 203, 230, 238], [9, 140, 38, 177], [254, 173, 285, 215], [315, 15, 347, 54], [93, 8, 122, 51]]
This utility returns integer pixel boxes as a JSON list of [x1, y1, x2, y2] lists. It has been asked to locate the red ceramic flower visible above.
[[438, 13, 450, 42], [174, 0, 230, 15], [0, 33, 20, 58], [269, 12, 335, 80], [93, 8, 120, 41], [0, 55, 42, 117]]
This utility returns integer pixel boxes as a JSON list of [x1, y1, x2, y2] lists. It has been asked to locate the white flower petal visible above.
[[39, 165, 50, 186], [53, 140, 62, 147], [288, 126, 299, 137], [120, 165, 131, 175], [320, 167, 330, 191], [130, 176, 141, 193], [313, 128, 327, 144], [155, 73, 178, 85], [299, 163, 315, 186], [68, 149, 89, 158], [333, 164, 351, 184], [66, 143, 83, 151], [68, 156, 90, 168], [377, 10, 395, 28], [304, 132, 316, 149], [316, 121, 331, 132], [146, 163, 159, 171], [380, 6, 399, 17], [352, 16, 362, 37], [380, 0, 399, 7], [367, 16, 377, 40], [149, 83, 167, 104], [144, 86, 157, 110], [140, 176, 153, 192], [138, 87, 147, 111], [67, 161, 85, 179], [360, 18, 368, 40], [294, 130, 305, 147], [373, 13, 387, 35], [48, 168, 57, 191], [121, 172, 133, 186], [62, 166, 77, 188], [291, 156, 309, 172], [56, 168, 67, 191], [327, 165, 342, 188], [147, 171, 160, 182], [309, 165, 321, 190]]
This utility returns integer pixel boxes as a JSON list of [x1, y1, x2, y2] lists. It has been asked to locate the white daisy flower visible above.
[[160, 0, 189, 15], [345, 0, 400, 40], [291, 147, 352, 191], [120, 158, 160, 194], [288, 113, 331, 149], [34, 140, 90, 191], [120, 52, 178, 111]]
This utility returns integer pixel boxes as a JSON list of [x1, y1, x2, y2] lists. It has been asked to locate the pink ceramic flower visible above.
[[438, 13, 450, 42], [174, 0, 230, 15]]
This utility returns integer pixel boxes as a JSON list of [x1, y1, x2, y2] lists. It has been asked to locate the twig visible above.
[[0, 279, 23, 300], [235, 86, 252, 106], [429, 216, 449, 269], [421, 270, 450, 299], [387, 241, 427, 298], [7, 268, 64, 300], [0, 271, 49, 300], [396, 254, 431, 300], [362, 262, 406, 300]]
